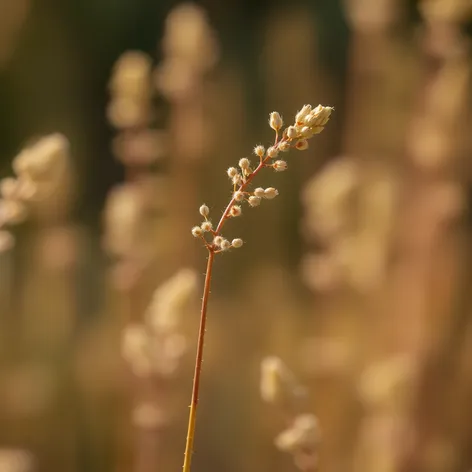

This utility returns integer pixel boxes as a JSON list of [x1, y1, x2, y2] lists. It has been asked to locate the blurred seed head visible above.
[[103, 184, 144, 258], [0, 449, 34, 472], [358, 354, 417, 409], [260, 356, 306, 407], [108, 51, 153, 129], [161, 3, 219, 72], [132, 402, 168, 430], [275, 413, 321, 453], [112, 130, 167, 166], [109, 51, 153, 98], [145, 268, 198, 334], [155, 3, 219, 100], [13, 133, 69, 185]]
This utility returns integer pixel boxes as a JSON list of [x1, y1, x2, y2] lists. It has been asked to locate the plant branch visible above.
[[183, 104, 332, 472]]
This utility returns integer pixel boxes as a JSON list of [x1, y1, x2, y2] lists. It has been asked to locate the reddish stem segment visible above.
[[182, 250, 215, 472]]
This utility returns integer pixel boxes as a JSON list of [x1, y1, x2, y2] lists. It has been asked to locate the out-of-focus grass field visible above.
[[1, 1, 472, 472]]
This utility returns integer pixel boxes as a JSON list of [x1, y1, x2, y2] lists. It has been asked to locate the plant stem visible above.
[[182, 138, 286, 472], [182, 249, 215, 472]]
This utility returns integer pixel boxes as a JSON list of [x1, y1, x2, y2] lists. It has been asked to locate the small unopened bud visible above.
[[295, 104, 312, 124], [300, 126, 314, 138], [248, 196, 261, 207], [191, 226, 203, 237], [220, 239, 231, 251], [231, 238, 243, 248], [254, 187, 265, 198], [269, 111, 283, 131], [232, 174, 242, 186], [239, 158, 250, 169], [201, 221, 213, 232], [229, 205, 242, 217], [254, 145, 265, 158], [213, 236, 223, 246], [227, 167, 238, 178], [267, 146, 279, 158], [308, 105, 333, 127], [273, 160, 287, 172], [279, 141, 290, 152], [199, 204, 209, 217], [295, 139, 309, 151], [286, 126, 298, 139], [264, 187, 279, 199], [234, 191, 245, 202]]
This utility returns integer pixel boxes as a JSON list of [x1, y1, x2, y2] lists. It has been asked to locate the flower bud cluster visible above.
[[286, 104, 333, 151], [191, 104, 332, 255], [107, 51, 153, 129], [0, 134, 71, 253], [191, 204, 244, 252], [122, 268, 197, 377]]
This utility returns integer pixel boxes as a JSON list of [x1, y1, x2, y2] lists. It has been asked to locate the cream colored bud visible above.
[[231, 238, 243, 248], [264, 187, 279, 199], [248, 196, 261, 207], [306, 105, 333, 127], [286, 126, 298, 139], [199, 204, 209, 217], [233, 191, 245, 202], [201, 221, 213, 232], [254, 187, 265, 198], [279, 141, 290, 152], [213, 236, 223, 246], [254, 145, 265, 157], [295, 104, 312, 124], [267, 146, 279, 158], [232, 174, 242, 186], [295, 139, 309, 151], [273, 160, 288, 172], [191, 226, 203, 237], [269, 111, 283, 131], [300, 126, 314, 138], [239, 158, 250, 169], [220, 239, 231, 251], [229, 205, 242, 217], [227, 167, 238, 178]]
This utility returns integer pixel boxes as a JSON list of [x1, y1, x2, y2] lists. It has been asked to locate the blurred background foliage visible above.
[[1, 1, 472, 472]]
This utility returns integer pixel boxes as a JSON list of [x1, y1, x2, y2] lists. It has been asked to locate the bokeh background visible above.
[[1, 0, 472, 471]]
